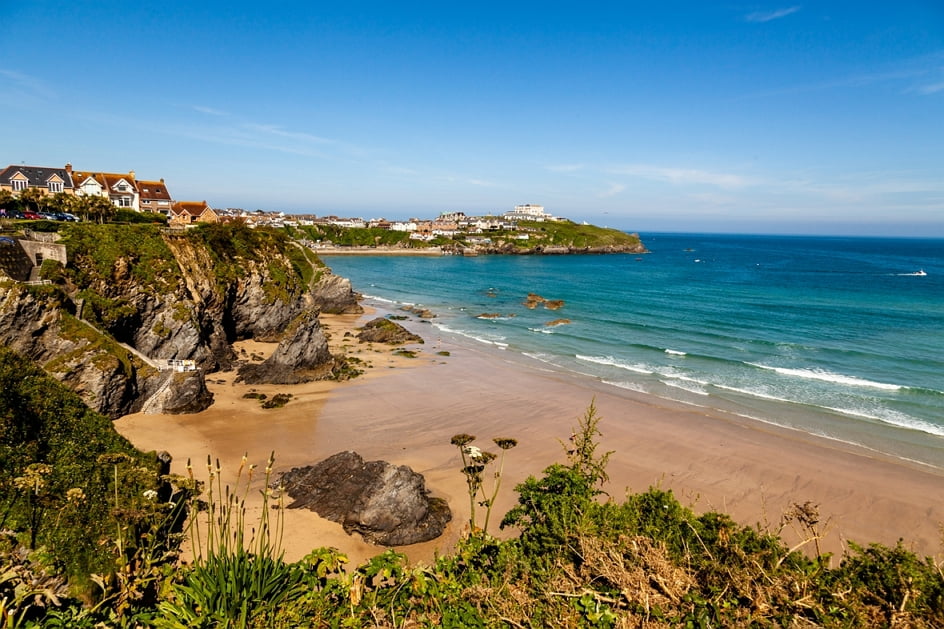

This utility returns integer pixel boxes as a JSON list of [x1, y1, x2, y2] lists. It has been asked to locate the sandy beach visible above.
[[115, 310, 944, 568]]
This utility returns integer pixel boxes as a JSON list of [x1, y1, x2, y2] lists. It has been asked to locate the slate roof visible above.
[[0, 165, 74, 189]]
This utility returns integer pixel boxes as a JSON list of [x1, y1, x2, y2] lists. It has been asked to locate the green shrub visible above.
[[0, 348, 187, 595]]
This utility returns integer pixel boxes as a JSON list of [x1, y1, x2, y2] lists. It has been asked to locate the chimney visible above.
[[65, 163, 72, 173], [129, 170, 135, 178]]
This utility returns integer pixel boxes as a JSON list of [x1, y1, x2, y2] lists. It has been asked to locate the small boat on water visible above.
[[915, 270, 927, 276]]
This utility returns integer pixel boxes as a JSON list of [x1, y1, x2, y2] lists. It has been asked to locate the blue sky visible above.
[[2, 2, 942, 236]]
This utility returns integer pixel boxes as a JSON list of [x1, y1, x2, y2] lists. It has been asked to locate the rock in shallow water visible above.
[[279, 451, 451, 546]]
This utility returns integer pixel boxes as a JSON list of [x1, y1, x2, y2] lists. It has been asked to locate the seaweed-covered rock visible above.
[[280, 451, 451, 545], [356, 317, 424, 345]]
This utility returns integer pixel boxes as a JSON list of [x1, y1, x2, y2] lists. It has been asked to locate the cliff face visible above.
[[0, 224, 360, 418]]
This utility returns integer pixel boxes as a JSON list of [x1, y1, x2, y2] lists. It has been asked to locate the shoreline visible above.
[[115, 308, 944, 568], [312, 245, 444, 256]]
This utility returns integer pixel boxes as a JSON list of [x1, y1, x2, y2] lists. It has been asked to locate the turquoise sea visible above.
[[323, 233, 944, 469]]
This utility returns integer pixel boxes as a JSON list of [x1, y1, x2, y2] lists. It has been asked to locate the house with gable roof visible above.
[[0, 164, 74, 197], [169, 200, 218, 225], [70, 169, 140, 210], [137, 179, 174, 215]]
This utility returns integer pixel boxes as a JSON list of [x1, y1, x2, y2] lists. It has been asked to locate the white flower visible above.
[[463, 445, 483, 459], [143, 489, 159, 501]]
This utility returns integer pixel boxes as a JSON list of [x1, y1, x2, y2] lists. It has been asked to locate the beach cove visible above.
[[116, 307, 944, 568]]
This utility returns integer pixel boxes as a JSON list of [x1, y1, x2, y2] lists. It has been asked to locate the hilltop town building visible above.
[[138, 180, 174, 215], [71, 168, 140, 210], [169, 201, 218, 225], [0, 164, 74, 196]]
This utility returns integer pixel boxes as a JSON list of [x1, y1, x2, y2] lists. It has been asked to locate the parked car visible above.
[[21, 211, 43, 220]]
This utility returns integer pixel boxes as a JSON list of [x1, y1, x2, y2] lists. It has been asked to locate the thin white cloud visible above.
[[0, 69, 55, 101], [739, 52, 944, 100], [546, 163, 585, 173], [192, 105, 230, 117], [241, 123, 336, 145], [914, 81, 944, 95], [745, 6, 801, 23], [598, 183, 625, 198], [609, 164, 753, 189]]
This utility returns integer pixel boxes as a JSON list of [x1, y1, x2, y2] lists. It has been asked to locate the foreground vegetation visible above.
[[1, 352, 942, 627]]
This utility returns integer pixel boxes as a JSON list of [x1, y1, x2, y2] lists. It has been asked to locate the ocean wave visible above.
[[434, 323, 508, 349], [664, 349, 687, 356], [576, 354, 654, 374], [522, 352, 557, 365], [361, 294, 398, 305], [661, 379, 709, 396], [601, 379, 649, 394], [747, 363, 901, 391], [528, 327, 555, 334], [820, 405, 944, 437], [714, 384, 795, 404]]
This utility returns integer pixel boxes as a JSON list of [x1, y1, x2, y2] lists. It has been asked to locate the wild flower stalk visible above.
[[186, 451, 285, 563], [483, 437, 518, 533], [157, 452, 292, 626], [450, 433, 516, 535]]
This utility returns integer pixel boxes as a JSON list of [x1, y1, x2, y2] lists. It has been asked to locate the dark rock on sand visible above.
[[279, 451, 451, 545]]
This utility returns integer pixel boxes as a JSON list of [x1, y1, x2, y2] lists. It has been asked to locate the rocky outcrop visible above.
[[139, 371, 215, 415], [523, 293, 564, 310], [0, 225, 362, 417], [279, 451, 451, 546], [237, 310, 335, 384], [357, 317, 424, 345], [400, 305, 435, 318], [310, 272, 362, 315], [0, 281, 175, 418]]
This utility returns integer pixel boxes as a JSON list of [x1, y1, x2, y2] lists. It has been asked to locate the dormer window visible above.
[[12, 180, 27, 191], [48, 181, 63, 193]]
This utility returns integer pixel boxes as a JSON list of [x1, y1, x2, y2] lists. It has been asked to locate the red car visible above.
[[21, 212, 43, 219]]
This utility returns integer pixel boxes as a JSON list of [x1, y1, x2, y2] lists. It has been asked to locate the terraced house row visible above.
[[0, 163, 219, 225]]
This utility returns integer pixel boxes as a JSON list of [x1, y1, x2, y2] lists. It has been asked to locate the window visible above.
[[120, 196, 132, 207], [48, 181, 63, 193], [11, 179, 27, 191]]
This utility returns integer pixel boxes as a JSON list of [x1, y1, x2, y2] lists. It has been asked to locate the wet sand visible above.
[[116, 311, 944, 568]]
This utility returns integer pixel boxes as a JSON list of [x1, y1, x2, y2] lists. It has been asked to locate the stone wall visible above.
[[18, 240, 67, 268], [0, 237, 33, 281]]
